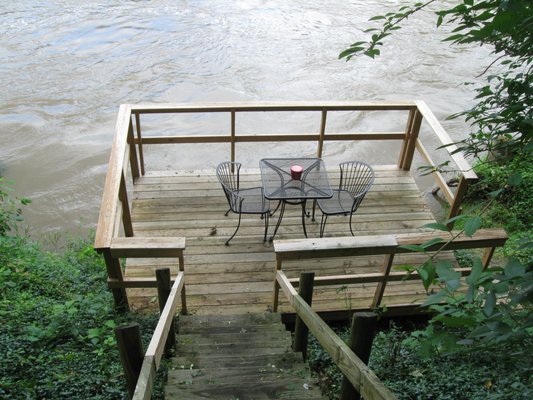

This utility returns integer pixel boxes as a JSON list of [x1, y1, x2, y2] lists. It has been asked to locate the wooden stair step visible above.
[[177, 331, 292, 346], [172, 352, 304, 369], [166, 313, 328, 399], [179, 312, 283, 331]]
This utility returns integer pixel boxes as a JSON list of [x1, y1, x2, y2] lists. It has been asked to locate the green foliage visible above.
[[0, 178, 31, 235], [307, 323, 533, 400], [397, 213, 533, 357], [368, 325, 533, 400], [340, 0, 533, 162], [0, 183, 166, 399], [466, 157, 533, 233]]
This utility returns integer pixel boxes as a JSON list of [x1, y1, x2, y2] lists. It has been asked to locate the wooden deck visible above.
[[125, 164, 453, 316]]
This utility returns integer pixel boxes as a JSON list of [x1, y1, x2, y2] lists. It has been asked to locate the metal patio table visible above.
[[259, 157, 333, 240]]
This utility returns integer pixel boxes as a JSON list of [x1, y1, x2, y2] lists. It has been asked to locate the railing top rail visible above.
[[95, 104, 131, 250], [129, 101, 417, 114], [415, 100, 477, 180], [274, 229, 508, 261]]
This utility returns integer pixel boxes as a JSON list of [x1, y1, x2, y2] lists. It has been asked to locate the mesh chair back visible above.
[[339, 161, 375, 211], [216, 161, 241, 212]]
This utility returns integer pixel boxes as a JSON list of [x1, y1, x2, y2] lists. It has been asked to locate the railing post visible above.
[[178, 254, 188, 315], [340, 312, 379, 400], [119, 172, 134, 237], [447, 175, 469, 229], [293, 272, 315, 360], [317, 109, 327, 158], [102, 249, 129, 312], [371, 253, 396, 309], [127, 119, 140, 180], [134, 112, 145, 176], [115, 322, 144, 399], [400, 108, 423, 171], [272, 258, 282, 312], [230, 109, 236, 163], [482, 247, 496, 270], [155, 268, 176, 353]]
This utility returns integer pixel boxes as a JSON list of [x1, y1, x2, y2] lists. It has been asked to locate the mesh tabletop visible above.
[[259, 158, 333, 201]]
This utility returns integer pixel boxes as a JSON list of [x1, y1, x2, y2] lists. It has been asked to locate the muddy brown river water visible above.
[[0, 1, 491, 239]]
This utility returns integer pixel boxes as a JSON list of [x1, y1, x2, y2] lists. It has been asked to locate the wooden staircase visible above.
[[165, 313, 328, 399]]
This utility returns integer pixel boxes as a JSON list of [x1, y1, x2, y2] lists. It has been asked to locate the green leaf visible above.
[[436, 261, 460, 282], [422, 222, 450, 232], [399, 244, 426, 252], [504, 258, 525, 277], [483, 291, 496, 316], [437, 315, 477, 328], [465, 257, 483, 285], [421, 237, 446, 249], [464, 216, 482, 237], [421, 292, 446, 307], [507, 172, 522, 186]]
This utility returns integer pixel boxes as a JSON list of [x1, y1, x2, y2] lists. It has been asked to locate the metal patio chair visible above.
[[216, 161, 270, 245], [312, 161, 375, 237]]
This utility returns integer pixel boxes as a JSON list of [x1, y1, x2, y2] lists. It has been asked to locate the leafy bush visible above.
[[307, 323, 533, 400], [0, 181, 166, 399]]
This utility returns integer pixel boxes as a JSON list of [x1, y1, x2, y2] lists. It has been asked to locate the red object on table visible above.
[[290, 165, 303, 180]]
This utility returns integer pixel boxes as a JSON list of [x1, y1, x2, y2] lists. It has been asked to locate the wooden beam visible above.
[[95, 104, 131, 249], [129, 101, 417, 114], [274, 235, 398, 261], [415, 100, 477, 180], [415, 139, 455, 204], [144, 272, 185, 368], [110, 236, 186, 258], [276, 271, 396, 400], [132, 356, 155, 400], [136, 132, 405, 145]]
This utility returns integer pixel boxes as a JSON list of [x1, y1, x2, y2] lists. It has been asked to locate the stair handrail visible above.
[[115, 269, 186, 400], [276, 270, 397, 400]]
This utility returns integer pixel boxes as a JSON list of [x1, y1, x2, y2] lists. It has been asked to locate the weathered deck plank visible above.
[[127, 165, 442, 315]]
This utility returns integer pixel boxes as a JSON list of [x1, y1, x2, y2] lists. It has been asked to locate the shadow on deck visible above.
[[125, 165, 446, 316]]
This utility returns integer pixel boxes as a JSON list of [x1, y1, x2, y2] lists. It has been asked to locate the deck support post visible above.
[[102, 249, 129, 312], [115, 322, 144, 399], [340, 312, 379, 400], [156, 268, 177, 353], [293, 272, 315, 360]]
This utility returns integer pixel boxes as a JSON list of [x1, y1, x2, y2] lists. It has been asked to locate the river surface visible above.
[[0, 0, 492, 240]]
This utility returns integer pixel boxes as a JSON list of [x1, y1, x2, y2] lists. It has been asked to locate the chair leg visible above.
[[225, 212, 242, 245], [311, 199, 317, 221], [319, 214, 328, 238], [349, 213, 355, 236], [224, 208, 231, 217]]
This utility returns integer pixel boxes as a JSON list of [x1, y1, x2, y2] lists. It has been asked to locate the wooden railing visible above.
[[272, 229, 508, 313], [276, 270, 397, 400], [94, 101, 478, 309], [115, 268, 186, 400]]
